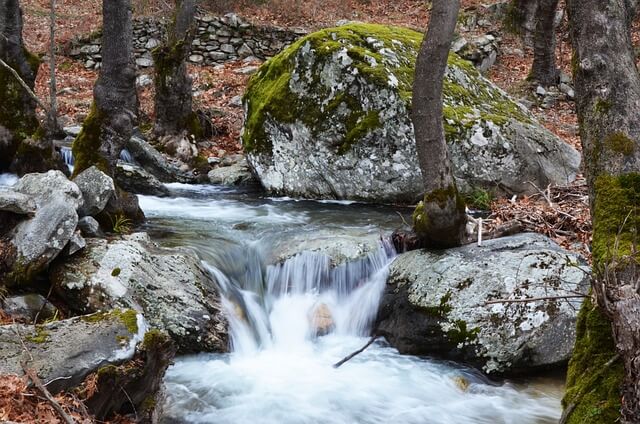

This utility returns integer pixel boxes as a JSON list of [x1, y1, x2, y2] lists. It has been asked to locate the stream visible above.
[[137, 183, 564, 424]]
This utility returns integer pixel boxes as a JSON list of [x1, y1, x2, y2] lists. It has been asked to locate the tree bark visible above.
[[563, 1, 640, 423], [506, 0, 539, 46], [531, 0, 560, 86], [72, 0, 137, 177], [411, 0, 466, 248], [46, 0, 61, 136], [153, 0, 198, 138], [0, 0, 40, 170]]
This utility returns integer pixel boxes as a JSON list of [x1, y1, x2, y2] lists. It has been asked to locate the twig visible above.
[[527, 181, 554, 207], [333, 335, 379, 368], [0, 57, 49, 112], [23, 365, 76, 424], [396, 211, 410, 227], [484, 294, 586, 305]]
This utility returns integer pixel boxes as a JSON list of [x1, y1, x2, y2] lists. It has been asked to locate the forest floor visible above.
[[20, 0, 592, 258]]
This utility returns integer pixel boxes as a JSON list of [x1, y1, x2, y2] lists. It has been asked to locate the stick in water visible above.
[[333, 335, 379, 368]]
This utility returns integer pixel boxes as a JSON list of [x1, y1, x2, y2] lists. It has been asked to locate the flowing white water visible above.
[[0, 173, 18, 187], [140, 186, 565, 423]]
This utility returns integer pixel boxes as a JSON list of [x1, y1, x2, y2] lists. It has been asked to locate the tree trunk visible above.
[[153, 0, 199, 138], [411, 0, 466, 248], [563, 1, 640, 423], [505, 0, 539, 46], [46, 0, 62, 137], [72, 0, 137, 177], [0, 0, 40, 171], [530, 0, 559, 86]]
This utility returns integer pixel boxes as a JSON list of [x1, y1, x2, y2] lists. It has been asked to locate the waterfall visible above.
[[58, 147, 134, 174], [204, 238, 396, 355]]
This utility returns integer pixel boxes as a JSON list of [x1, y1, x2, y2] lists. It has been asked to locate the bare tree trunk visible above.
[[73, 0, 138, 177], [562, 1, 640, 423], [46, 0, 61, 136], [0, 0, 40, 170], [531, 0, 560, 86], [153, 0, 199, 138], [411, 0, 466, 248], [505, 0, 539, 46]]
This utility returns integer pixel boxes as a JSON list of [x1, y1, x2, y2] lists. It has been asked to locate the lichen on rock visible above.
[[242, 23, 580, 203]]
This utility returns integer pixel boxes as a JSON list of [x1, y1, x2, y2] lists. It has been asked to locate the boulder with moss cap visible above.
[[242, 23, 580, 203]]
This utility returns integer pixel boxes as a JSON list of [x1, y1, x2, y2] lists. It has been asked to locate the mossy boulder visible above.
[[242, 23, 580, 203], [376, 233, 590, 375]]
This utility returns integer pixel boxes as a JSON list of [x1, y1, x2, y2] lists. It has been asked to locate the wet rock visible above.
[[0, 309, 145, 393], [243, 24, 580, 203], [208, 160, 255, 186], [376, 233, 590, 375], [115, 161, 170, 197], [126, 135, 196, 183], [309, 303, 335, 336], [0, 189, 36, 215], [51, 233, 228, 354], [2, 294, 58, 323], [74, 166, 115, 217]]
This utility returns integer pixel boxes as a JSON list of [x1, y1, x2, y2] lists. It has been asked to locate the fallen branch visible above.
[[0, 57, 49, 112], [22, 365, 76, 424], [484, 294, 586, 305], [333, 335, 379, 368]]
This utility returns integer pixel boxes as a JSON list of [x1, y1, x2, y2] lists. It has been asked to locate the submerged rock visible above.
[[242, 24, 580, 203], [51, 233, 228, 353], [376, 233, 590, 375], [309, 303, 335, 336]]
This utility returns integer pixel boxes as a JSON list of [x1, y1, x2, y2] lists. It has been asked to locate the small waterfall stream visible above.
[[137, 184, 564, 424]]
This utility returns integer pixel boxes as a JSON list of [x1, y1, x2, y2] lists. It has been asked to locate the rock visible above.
[[242, 24, 580, 203], [77, 216, 102, 237], [136, 57, 154, 67], [0, 189, 36, 215], [2, 294, 58, 322], [126, 135, 196, 183], [235, 65, 259, 75], [207, 160, 255, 186], [145, 38, 160, 49], [115, 161, 170, 197], [136, 74, 154, 87], [309, 303, 334, 336], [376, 233, 590, 375], [77, 215, 102, 237], [6, 171, 82, 284], [74, 166, 116, 217], [160, 134, 198, 163], [229, 94, 243, 107], [51, 233, 228, 353], [536, 85, 547, 96], [0, 309, 146, 392], [67, 230, 86, 255], [63, 125, 83, 137], [559, 83, 575, 100], [189, 54, 204, 64]]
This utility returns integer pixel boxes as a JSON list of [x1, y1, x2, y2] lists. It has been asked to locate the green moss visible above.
[[97, 364, 118, 378], [72, 102, 108, 177], [591, 173, 640, 267], [111, 267, 121, 277], [26, 326, 50, 344], [420, 292, 453, 318], [594, 99, 612, 115], [604, 132, 635, 156], [562, 297, 623, 423], [243, 23, 529, 156], [81, 309, 139, 334], [142, 329, 169, 350], [446, 319, 480, 345], [141, 395, 157, 412], [464, 187, 493, 210]]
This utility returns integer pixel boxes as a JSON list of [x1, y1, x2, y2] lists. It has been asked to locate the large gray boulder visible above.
[[115, 160, 170, 196], [74, 165, 115, 216], [0, 309, 145, 392], [5, 171, 82, 284], [242, 24, 580, 203], [126, 135, 197, 183], [376, 233, 590, 375], [50, 233, 228, 353]]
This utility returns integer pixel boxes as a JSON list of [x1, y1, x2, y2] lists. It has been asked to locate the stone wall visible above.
[[67, 13, 307, 70]]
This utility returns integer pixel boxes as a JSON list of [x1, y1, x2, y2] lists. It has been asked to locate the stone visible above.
[[126, 135, 196, 183], [242, 24, 580, 203], [189, 54, 204, 64], [63, 125, 83, 137], [7, 171, 83, 284], [115, 161, 170, 197], [229, 95, 243, 107], [536, 85, 547, 96], [84, 59, 96, 69], [0, 189, 36, 215], [80, 44, 100, 54], [145, 38, 160, 49], [207, 161, 255, 186], [235, 65, 259, 75], [209, 51, 228, 61], [136, 74, 153, 87], [309, 303, 335, 336], [78, 216, 103, 237], [136, 57, 154, 67], [559, 83, 575, 99], [67, 230, 86, 256], [51, 233, 228, 354], [74, 166, 116, 217], [0, 309, 146, 392], [238, 43, 254, 57], [376, 233, 590, 375], [2, 294, 58, 323], [220, 44, 235, 54]]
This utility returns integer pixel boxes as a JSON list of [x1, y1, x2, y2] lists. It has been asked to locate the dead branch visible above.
[[0, 57, 49, 112], [22, 365, 76, 424], [333, 335, 379, 368], [484, 294, 586, 305]]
